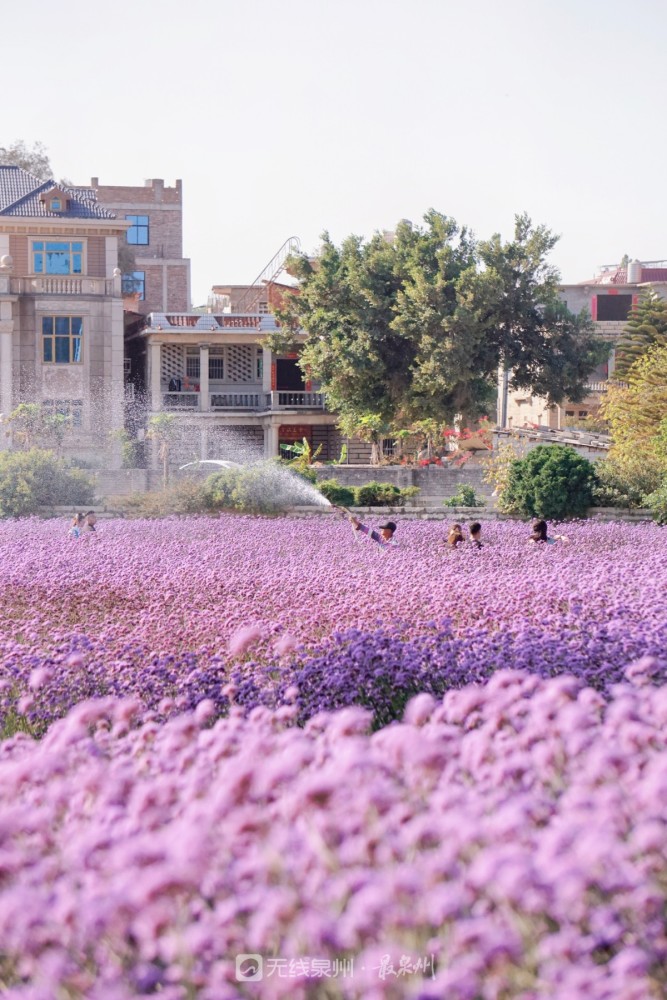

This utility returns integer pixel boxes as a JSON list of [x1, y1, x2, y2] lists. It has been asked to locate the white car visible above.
[[179, 459, 241, 471]]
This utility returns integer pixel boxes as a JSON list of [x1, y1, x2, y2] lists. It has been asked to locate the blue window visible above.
[[51, 198, 61, 211], [125, 215, 149, 245], [33, 241, 83, 275], [121, 270, 145, 299], [42, 316, 82, 364]]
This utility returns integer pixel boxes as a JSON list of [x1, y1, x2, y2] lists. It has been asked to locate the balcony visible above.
[[10, 276, 116, 296], [160, 390, 326, 412]]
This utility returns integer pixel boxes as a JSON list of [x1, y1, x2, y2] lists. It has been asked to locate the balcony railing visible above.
[[162, 392, 199, 409], [158, 389, 326, 412], [10, 276, 116, 296], [585, 381, 609, 392], [211, 392, 262, 409], [270, 391, 325, 408]]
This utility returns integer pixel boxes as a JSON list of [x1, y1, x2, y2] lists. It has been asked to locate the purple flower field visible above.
[[0, 515, 666, 997]]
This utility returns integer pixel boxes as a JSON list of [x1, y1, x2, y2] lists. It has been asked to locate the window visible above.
[[42, 317, 83, 364], [42, 399, 83, 428], [256, 352, 263, 381], [578, 410, 588, 417], [125, 215, 149, 245], [596, 294, 632, 322], [258, 301, 270, 314], [209, 352, 224, 379], [33, 241, 83, 275], [186, 349, 200, 379], [51, 198, 61, 211], [121, 271, 145, 299]]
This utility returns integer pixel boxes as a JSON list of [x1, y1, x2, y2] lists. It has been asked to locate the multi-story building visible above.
[[88, 177, 190, 315], [128, 304, 359, 468], [498, 260, 667, 430], [0, 165, 128, 465]]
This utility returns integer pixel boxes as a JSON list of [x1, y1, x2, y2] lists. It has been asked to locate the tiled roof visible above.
[[0, 166, 116, 219]]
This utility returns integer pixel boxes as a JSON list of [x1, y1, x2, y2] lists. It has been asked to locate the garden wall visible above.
[[314, 463, 494, 505]]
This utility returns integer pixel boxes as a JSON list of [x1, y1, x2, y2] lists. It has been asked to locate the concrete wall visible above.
[[313, 462, 494, 505]]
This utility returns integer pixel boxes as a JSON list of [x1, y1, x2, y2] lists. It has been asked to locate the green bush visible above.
[[0, 449, 94, 517], [203, 463, 322, 514], [443, 484, 486, 508], [592, 459, 656, 509], [643, 479, 667, 525], [116, 480, 208, 519], [500, 445, 596, 520], [354, 481, 401, 507], [353, 482, 419, 507], [317, 479, 355, 507]]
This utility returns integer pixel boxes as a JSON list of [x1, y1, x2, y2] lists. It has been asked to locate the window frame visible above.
[[125, 215, 149, 246], [32, 240, 85, 276], [41, 398, 83, 429], [121, 270, 145, 300], [41, 316, 83, 365]]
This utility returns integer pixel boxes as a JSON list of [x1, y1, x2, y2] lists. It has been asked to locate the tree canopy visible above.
[[272, 212, 604, 446], [0, 140, 52, 178], [614, 291, 667, 379], [601, 343, 667, 493]]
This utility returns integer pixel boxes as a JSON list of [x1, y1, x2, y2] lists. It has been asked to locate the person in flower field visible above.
[[447, 523, 465, 548], [349, 516, 398, 548], [529, 520, 568, 544], [469, 522, 483, 549]]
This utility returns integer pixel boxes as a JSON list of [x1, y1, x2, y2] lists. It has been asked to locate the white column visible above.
[[262, 345, 272, 393], [264, 423, 280, 459], [0, 328, 13, 432], [199, 344, 210, 411], [200, 425, 209, 460], [150, 341, 162, 411]]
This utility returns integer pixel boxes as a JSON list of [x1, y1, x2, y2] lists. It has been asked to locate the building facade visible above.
[[0, 166, 128, 465], [498, 260, 667, 430], [131, 308, 357, 468], [89, 178, 190, 315]]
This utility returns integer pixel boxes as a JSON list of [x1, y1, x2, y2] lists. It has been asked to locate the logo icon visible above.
[[236, 954, 263, 981]]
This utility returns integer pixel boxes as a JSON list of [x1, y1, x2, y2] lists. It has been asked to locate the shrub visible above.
[[643, 479, 667, 525], [591, 459, 647, 509], [115, 479, 208, 518], [500, 445, 596, 519], [443, 484, 486, 507], [353, 481, 402, 506], [0, 449, 94, 517], [317, 479, 355, 508]]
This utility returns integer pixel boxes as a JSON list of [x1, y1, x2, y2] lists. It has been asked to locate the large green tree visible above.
[[273, 213, 604, 457], [614, 290, 667, 379]]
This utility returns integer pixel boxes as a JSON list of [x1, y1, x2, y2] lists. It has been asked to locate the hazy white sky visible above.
[[4, 0, 666, 304]]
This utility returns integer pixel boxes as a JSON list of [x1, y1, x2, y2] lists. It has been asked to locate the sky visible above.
[[3, 0, 667, 305]]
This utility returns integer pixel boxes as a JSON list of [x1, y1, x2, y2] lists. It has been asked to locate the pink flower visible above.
[[228, 625, 263, 658], [274, 634, 297, 657]]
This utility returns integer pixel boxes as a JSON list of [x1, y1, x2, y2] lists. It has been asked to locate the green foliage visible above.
[[500, 445, 596, 519], [317, 479, 355, 507], [279, 438, 322, 481], [614, 291, 667, 379], [601, 345, 667, 492], [275, 212, 603, 447], [353, 482, 419, 507], [643, 479, 667, 525], [443, 484, 486, 507], [0, 449, 94, 517], [591, 459, 648, 509], [115, 480, 208, 519], [3, 403, 70, 453]]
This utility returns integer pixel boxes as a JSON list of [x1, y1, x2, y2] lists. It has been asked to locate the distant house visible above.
[[88, 178, 191, 315], [497, 259, 667, 430], [0, 166, 128, 466]]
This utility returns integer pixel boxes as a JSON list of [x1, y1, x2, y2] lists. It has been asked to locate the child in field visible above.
[[529, 520, 568, 544], [447, 523, 464, 548], [69, 513, 85, 539], [83, 511, 97, 534], [469, 522, 483, 549]]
